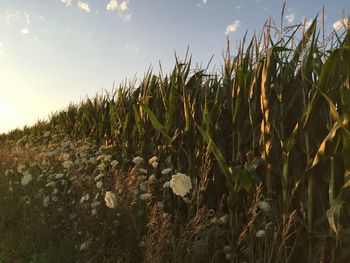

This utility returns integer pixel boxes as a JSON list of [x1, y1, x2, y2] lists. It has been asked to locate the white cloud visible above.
[[106, 0, 118, 11], [332, 18, 349, 31], [119, 1, 129, 12], [78, 1, 90, 13], [61, 0, 72, 7], [202, 0, 207, 4], [225, 20, 241, 35], [21, 28, 29, 35], [285, 13, 295, 23]]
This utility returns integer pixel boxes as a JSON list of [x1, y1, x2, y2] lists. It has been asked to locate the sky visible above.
[[0, 0, 349, 133]]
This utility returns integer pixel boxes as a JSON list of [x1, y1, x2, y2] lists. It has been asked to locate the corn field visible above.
[[1, 17, 350, 262]]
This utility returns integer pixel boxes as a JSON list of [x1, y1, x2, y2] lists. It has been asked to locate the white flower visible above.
[[96, 154, 106, 161], [104, 191, 117, 208], [21, 171, 32, 186], [17, 164, 27, 174], [256, 229, 266, 238], [79, 242, 87, 251], [111, 160, 118, 167], [98, 162, 106, 171], [148, 156, 159, 168], [95, 173, 104, 181], [218, 215, 229, 225], [53, 188, 58, 195], [55, 173, 64, 179], [62, 153, 70, 161], [169, 173, 192, 197], [133, 156, 144, 165], [259, 200, 271, 212], [148, 174, 156, 182], [43, 196, 50, 207], [92, 208, 97, 216], [43, 131, 51, 138], [63, 160, 73, 169], [96, 181, 103, 189], [139, 168, 148, 174], [151, 161, 158, 168], [104, 155, 112, 163], [163, 181, 170, 188], [161, 168, 172, 175], [140, 193, 152, 200]]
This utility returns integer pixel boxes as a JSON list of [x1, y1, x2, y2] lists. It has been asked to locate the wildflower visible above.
[[98, 163, 106, 171], [111, 160, 118, 167], [104, 191, 117, 208], [182, 197, 190, 204], [17, 164, 26, 174], [55, 173, 64, 179], [223, 245, 231, 253], [104, 155, 112, 163], [163, 181, 170, 188], [169, 173, 192, 197], [140, 182, 147, 192], [148, 174, 157, 182], [96, 181, 103, 189], [148, 156, 158, 164], [43, 196, 50, 207], [43, 131, 51, 138], [148, 156, 159, 168], [53, 188, 58, 195], [46, 181, 56, 188], [96, 154, 106, 161], [133, 156, 144, 165], [79, 242, 87, 251], [21, 171, 33, 186], [140, 193, 152, 200], [259, 200, 271, 212], [161, 168, 172, 175], [62, 153, 70, 161], [256, 229, 266, 238], [139, 168, 148, 174], [95, 173, 104, 181], [63, 160, 73, 169], [92, 208, 97, 216], [218, 215, 229, 225]]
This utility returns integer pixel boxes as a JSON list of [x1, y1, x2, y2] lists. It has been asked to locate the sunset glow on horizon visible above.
[[0, 0, 349, 133]]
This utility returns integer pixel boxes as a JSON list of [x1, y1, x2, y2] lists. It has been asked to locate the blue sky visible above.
[[0, 0, 349, 132]]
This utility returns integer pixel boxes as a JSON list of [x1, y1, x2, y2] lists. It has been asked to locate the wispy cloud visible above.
[[225, 20, 241, 35], [61, 0, 72, 7], [106, 0, 131, 22], [119, 1, 129, 12], [21, 28, 29, 35], [106, 0, 118, 11], [285, 13, 295, 23], [332, 18, 349, 31], [78, 1, 90, 13]]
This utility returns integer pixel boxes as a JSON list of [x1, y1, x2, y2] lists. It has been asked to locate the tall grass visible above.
[[1, 16, 350, 262]]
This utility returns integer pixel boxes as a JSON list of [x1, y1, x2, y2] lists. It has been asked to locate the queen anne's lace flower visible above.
[[104, 191, 117, 209], [21, 171, 32, 186], [259, 200, 271, 212], [133, 156, 144, 165], [161, 168, 172, 175], [169, 173, 192, 197], [256, 229, 266, 238]]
